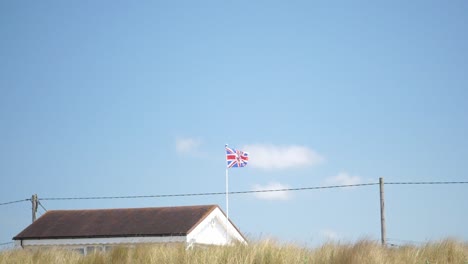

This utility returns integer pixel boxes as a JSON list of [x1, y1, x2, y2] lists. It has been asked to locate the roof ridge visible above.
[[44, 204, 218, 212]]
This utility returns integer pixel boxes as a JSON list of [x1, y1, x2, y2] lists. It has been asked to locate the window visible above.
[[86, 246, 95, 254], [104, 246, 113, 252]]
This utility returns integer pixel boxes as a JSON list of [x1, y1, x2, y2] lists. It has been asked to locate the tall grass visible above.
[[1, 239, 467, 264]]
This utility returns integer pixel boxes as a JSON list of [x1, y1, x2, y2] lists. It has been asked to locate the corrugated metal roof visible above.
[[14, 205, 218, 240]]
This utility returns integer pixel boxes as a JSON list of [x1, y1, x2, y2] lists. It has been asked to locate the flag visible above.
[[226, 145, 249, 168]]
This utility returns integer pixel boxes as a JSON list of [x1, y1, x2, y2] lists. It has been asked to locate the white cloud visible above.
[[252, 182, 291, 201], [243, 144, 325, 170], [324, 172, 362, 186], [175, 137, 201, 154]]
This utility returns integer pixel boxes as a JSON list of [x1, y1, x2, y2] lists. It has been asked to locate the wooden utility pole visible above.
[[379, 177, 386, 246], [31, 194, 38, 223]]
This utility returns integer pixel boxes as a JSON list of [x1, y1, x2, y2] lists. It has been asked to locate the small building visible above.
[[13, 204, 246, 254]]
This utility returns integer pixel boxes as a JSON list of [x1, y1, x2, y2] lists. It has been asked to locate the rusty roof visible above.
[[14, 205, 219, 240]]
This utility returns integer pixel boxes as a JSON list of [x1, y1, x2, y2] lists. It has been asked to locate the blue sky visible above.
[[1, 1, 467, 246]]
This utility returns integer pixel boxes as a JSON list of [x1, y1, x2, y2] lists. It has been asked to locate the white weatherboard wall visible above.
[[15, 236, 187, 255], [16, 236, 186, 248], [187, 207, 247, 245]]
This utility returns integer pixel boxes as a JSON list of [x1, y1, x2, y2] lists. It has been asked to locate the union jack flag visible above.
[[226, 145, 249, 168]]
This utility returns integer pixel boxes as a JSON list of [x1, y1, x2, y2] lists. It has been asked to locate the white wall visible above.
[[187, 207, 247, 246], [18, 236, 186, 247]]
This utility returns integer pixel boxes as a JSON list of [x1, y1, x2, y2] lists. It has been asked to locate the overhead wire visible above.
[[38, 201, 47, 212], [39, 182, 379, 201], [38, 181, 468, 201], [0, 199, 30, 206], [1, 181, 467, 205], [386, 181, 468, 185]]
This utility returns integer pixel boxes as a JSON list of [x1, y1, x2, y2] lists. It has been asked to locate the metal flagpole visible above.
[[225, 167, 229, 244], [226, 168, 229, 219]]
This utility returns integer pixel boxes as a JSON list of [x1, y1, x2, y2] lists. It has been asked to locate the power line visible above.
[[40, 182, 379, 201], [38, 181, 468, 201], [0, 199, 29, 206], [386, 181, 468, 185], [0, 242, 14, 246], [2, 181, 468, 204], [233, 182, 379, 194], [38, 201, 47, 212]]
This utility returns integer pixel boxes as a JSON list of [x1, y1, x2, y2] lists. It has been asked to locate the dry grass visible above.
[[1, 239, 467, 264]]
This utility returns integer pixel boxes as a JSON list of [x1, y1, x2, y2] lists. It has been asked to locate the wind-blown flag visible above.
[[226, 145, 249, 168]]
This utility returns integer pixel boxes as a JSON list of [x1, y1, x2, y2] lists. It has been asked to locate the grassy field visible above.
[[1, 239, 467, 264]]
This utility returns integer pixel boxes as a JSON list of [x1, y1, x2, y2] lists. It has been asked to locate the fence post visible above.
[[379, 177, 386, 246]]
